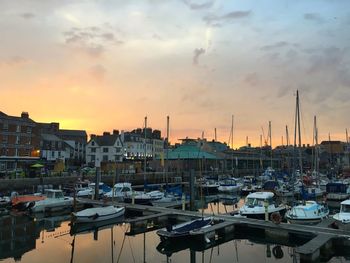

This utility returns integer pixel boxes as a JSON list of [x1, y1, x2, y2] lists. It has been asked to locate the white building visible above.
[[121, 131, 154, 159], [85, 132, 123, 166], [40, 134, 73, 162]]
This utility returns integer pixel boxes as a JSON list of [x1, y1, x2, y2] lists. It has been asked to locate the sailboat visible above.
[[285, 91, 329, 224]]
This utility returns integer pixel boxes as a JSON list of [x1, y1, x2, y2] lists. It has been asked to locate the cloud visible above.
[[244, 72, 259, 86], [63, 26, 123, 57], [261, 41, 289, 51], [304, 13, 324, 23], [193, 48, 205, 65], [183, 0, 214, 10], [88, 64, 106, 82], [0, 56, 29, 68], [203, 10, 251, 25], [19, 12, 36, 19]]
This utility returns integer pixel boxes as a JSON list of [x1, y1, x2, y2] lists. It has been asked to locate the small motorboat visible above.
[[236, 191, 286, 220], [72, 205, 125, 223], [285, 200, 329, 224], [29, 189, 73, 213], [156, 217, 213, 241], [333, 199, 350, 230], [104, 182, 133, 199], [11, 192, 46, 211], [218, 178, 243, 193]]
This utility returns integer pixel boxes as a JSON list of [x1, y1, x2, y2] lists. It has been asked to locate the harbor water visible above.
[[0, 197, 349, 263]]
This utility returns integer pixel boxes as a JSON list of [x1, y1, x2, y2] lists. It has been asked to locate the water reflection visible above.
[[0, 203, 349, 263]]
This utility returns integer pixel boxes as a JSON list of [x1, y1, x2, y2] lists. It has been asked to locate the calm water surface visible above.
[[0, 198, 348, 263]]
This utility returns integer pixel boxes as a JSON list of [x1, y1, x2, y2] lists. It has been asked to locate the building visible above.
[[0, 111, 40, 176], [37, 122, 87, 166], [86, 131, 123, 166], [40, 133, 74, 163], [121, 128, 164, 160], [57, 129, 87, 165]]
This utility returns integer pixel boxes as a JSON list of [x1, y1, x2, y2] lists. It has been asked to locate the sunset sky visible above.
[[0, 0, 349, 147]]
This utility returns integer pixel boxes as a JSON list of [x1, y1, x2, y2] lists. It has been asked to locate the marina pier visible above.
[[79, 198, 350, 262]]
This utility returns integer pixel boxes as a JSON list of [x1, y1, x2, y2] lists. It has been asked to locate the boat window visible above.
[[122, 187, 130, 192], [56, 191, 64, 198], [246, 198, 256, 206], [342, 205, 350, 212], [115, 187, 122, 192], [47, 191, 54, 198]]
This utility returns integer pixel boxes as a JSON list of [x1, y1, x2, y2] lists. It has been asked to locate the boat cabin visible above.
[[245, 192, 275, 207], [44, 189, 64, 199], [113, 183, 132, 193], [341, 200, 350, 213]]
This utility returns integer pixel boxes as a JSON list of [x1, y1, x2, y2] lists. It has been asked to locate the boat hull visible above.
[[239, 209, 286, 220], [73, 207, 125, 223]]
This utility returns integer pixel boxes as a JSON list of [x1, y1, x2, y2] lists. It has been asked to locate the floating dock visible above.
[[78, 198, 350, 262]]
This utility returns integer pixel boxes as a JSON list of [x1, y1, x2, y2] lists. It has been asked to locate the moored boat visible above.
[[285, 201, 329, 224], [333, 199, 350, 230], [30, 189, 73, 213], [156, 217, 213, 241], [72, 205, 125, 223], [236, 192, 286, 220]]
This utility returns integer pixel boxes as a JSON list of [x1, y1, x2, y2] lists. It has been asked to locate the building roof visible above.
[[0, 111, 35, 123], [58, 129, 87, 137], [165, 145, 218, 160], [91, 134, 120, 146], [41, 133, 62, 142]]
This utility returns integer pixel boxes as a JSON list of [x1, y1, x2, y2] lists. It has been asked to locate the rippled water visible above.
[[0, 198, 348, 263]]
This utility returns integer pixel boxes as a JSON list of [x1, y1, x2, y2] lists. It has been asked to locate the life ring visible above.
[[272, 245, 284, 259], [271, 212, 281, 224]]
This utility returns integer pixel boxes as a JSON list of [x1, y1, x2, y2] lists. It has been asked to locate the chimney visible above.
[[90, 134, 96, 139], [21, 112, 29, 119], [113, 129, 119, 135], [103, 132, 110, 136]]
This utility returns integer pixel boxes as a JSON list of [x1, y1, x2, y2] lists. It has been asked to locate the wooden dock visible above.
[[78, 198, 350, 262]]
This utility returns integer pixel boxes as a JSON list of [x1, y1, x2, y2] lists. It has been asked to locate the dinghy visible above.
[[157, 217, 213, 241], [72, 206, 125, 223]]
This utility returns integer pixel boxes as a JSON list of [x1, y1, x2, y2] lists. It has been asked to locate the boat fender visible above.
[[92, 213, 99, 220], [272, 245, 283, 259], [271, 212, 281, 224]]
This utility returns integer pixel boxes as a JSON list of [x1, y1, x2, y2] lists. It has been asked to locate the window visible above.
[[3, 122, 8, 131], [103, 155, 108, 161], [103, 147, 109, 153], [27, 127, 32, 134], [91, 141, 95, 146], [2, 136, 8, 144], [91, 155, 96, 161], [91, 148, 96, 153], [51, 151, 55, 157]]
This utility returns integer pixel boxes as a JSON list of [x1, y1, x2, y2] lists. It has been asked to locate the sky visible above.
[[0, 0, 349, 148]]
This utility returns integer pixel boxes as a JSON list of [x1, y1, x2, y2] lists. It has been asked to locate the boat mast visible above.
[[166, 116, 170, 186], [144, 116, 147, 186], [231, 115, 234, 175], [269, 121, 272, 168], [295, 90, 302, 174]]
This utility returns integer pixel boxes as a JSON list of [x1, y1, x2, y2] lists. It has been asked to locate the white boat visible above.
[[123, 190, 164, 205], [76, 183, 111, 198], [218, 178, 243, 193], [157, 217, 213, 241], [30, 189, 73, 213], [333, 199, 350, 230], [104, 182, 133, 199], [285, 201, 329, 224], [237, 192, 286, 220], [72, 206, 125, 223]]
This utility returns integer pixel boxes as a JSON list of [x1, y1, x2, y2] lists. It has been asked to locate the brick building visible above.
[[0, 112, 40, 176]]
